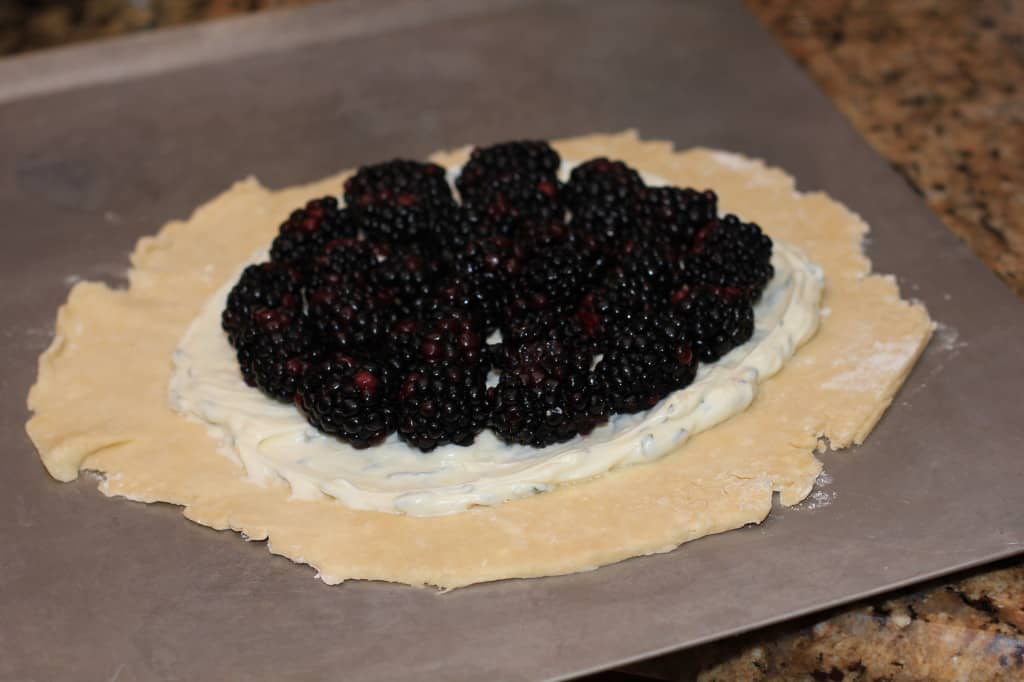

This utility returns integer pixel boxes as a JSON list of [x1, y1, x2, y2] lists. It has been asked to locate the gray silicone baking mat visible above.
[[1, 1, 1022, 680]]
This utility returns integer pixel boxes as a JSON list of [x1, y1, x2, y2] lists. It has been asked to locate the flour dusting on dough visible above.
[[822, 339, 922, 392]]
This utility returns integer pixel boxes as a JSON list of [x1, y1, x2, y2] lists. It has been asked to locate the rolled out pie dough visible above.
[[25, 131, 933, 589]]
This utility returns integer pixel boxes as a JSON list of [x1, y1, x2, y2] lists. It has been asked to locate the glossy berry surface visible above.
[[223, 140, 773, 451]]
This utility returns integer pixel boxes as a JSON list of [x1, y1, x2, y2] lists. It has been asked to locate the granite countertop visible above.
[[3, 1, 1022, 680]]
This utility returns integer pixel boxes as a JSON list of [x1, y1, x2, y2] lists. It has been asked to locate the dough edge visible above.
[[25, 131, 934, 589]]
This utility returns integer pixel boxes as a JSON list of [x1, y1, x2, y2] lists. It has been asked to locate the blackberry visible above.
[[222, 262, 302, 345], [489, 364, 608, 448], [234, 310, 325, 402], [594, 315, 698, 413], [222, 144, 777, 453], [386, 311, 485, 370], [308, 237, 382, 289], [569, 199, 636, 249], [296, 356, 395, 448], [519, 245, 603, 310], [343, 159, 452, 211], [367, 243, 443, 309], [461, 175, 564, 231], [576, 281, 657, 346], [355, 200, 457, 244], [270, 197, 358, 269], [446, 235, 523, 329], [489, 311, 606, 447], [395, 362, 490, 451], [455, 140, 561, 202], [433, 206, 509, 257], [614, 241, 681, 295], [667, 287, 755, 362], [307, 282, 399, 354], [563, 158, 646, 212], [685, 214, 773, 297], [635, 187, 717, 250]]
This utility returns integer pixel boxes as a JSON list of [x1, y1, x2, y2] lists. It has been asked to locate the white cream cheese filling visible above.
[[170, 245, 823, 517]]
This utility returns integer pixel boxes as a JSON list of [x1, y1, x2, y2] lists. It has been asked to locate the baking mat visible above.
[[1, 1, 1021, 680]]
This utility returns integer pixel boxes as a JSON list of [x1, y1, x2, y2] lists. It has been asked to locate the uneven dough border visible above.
[[26, 131, 933, 589]]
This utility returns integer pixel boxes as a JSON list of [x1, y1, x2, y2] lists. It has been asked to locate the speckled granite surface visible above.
[[749, 0, 1024, 299], [3, 1, 1022, 680]]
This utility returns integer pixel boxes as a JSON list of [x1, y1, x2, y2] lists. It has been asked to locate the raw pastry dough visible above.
[[25, 132, 933, 589]]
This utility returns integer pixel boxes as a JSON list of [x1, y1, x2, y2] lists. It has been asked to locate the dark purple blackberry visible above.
[[494, 311, 593, 370], [563, 158, 647, 212], [270, 197, 358, 269], [395, 362, 489, 451], [343, 159, 452, 211], [308, 237, 382, 290], [444, 235, 523, 329], [489, 364, 608, 448], [307, 283, 399, 354], [234, 309, 325, 402], [568, 198, 636, 250], [593, 315, 698, 414], [386, 311, 485, 370], [519, 245, 603, 309], [367, 244, 443, 308], [635, 187, 718, 250], [222, 262, 302, 345], [667, 286, 755, 362], [614, 241, 681, 295], [432, 206, 508, 256], [223, 144, 777, 454], [296, 357, 395, 448], [685, 214, 774, 297], [456, 141, 561, 201], [489, 311, 606, 446], [576, 281, 657, 346], [461, 175, 564, 230], [355, 200, 457, 244]]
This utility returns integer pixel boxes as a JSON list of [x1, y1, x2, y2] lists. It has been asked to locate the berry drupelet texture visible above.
[[222, 140, 775, 452]]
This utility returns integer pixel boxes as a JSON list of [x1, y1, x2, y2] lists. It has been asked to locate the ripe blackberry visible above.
[[223, 144, 778, 453], [444, 235, 523, 329], [343, 159, 452, 211], [222, 262, 302, 345], [433, 206, 509, 257], [594, 315, 698, 413], [568, 199, 637, 250], [520, 245, 603, 310], [386, 311, 485, 371], [563, 158, 647, 212], [685, 214, 774, 297], [296, 357, 395, 448], [234, 310, 325, 402], [367, 244, 443, 309], [395, 362, 489, 451], [576, 280, 657, 346], [614, 241, 681, 295], [635, 187, 717, 249], [667, 287, 755, 362], [308, 237, 382, 290], [455, 140, 561, 202], [270, 197, 358, 269], [489, 364, 608, 448], [489, 311, 605, 447], [494, 311, 594, 371], [355, 200, 457, 244], [307, 283, 399, 354]]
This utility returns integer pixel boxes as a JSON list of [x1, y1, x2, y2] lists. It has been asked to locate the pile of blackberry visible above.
[[223, 141, 774, 452]]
